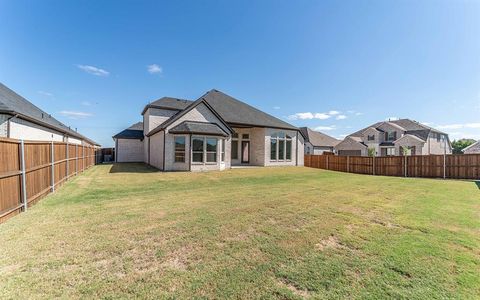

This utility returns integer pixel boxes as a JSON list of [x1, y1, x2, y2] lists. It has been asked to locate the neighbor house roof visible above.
[[0, 82, 100, 145], [169, 121, 229, 136], [113, 122, 144, 139], [300, 127, 339, 147], [141, 97, 192, 115], [348, 119, 449, 143], [462, 141, 480, 153]]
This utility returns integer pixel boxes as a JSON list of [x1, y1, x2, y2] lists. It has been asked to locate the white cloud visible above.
[[287, 112, 331, 120], [273, 106, 280, 110], [59, 110, 93, 119], [147, 64, 162, 74], [314, 125, 336, 131], [436, 123, 480, 130], [38, 91, 53, 97], [449, 131, 480, 140], [328, 110, 340, 115], [355, 112, 363, 116], [81, 101, 91, 106], [336, 115, 347, 120], [338, 134, 348, 138], [77, 65, 110, 76]]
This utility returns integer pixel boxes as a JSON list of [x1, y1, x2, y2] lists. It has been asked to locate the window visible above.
[[231, 134, 238, 159], [174, 136, 186, 163], [221, 139, 225, 162], [270, 132, 293, 161], [367, 135, 375, 141], [286, 139, 292, 160], [242, 134, 249, 140], [386, 132, 396, 141], [206, 138, 217, 163], [278, 139, 285, 161], [386, 148, 395, 156], [192, 138, 204, 163], [270, 137, 277, 160], [437, 134, 441, 142]]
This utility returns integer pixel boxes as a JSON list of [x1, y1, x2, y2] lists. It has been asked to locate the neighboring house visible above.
[[0, 82, 99, 146], [463, 141, 480, 154], [300, 127, 339, 154], [113, 89, 305, 171], [335, 119, 452, 156]]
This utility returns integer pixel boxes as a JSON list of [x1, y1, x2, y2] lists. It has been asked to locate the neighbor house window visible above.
[[242, 134, 249, 140], [174, 136, 186, 163], [206, 138, 217, 163], [221, 139, 226, 162], [192, 137, 204, 163], [367, 135, 375, 141], [270, 132, 293, 161], [386, 148, 395, 156], [231, 133, 238, 159], [386, 132, 396, 141]]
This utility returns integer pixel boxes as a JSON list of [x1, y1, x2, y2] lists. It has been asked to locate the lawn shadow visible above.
[[109, 163, 159, 173], [475, 181, 480, 190]]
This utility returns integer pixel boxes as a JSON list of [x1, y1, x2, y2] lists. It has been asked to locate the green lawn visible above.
[[0, 164, 479, 299]]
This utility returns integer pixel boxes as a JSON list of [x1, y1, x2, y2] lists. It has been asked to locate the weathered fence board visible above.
[[305, 154, 480, 180], [0, 138, 97, 223]]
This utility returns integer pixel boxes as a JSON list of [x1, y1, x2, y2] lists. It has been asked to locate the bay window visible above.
[[206, 138, 217, 163], [192, 136, 218, 164], [192, 137, 204, 163], [270, 132, 293, 161]]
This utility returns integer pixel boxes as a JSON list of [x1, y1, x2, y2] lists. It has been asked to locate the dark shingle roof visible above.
[[113, 122, 144, 139], [300, 127, 339, 147], [0, 82, 99, 145], [141, 97, 192, 115], [203, 90, 298, 130], [169, 121, 228, 136]]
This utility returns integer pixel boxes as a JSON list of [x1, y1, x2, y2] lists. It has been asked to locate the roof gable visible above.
[[113, 122, 144, 139], [141, 97, 193, 115], [300, 127, 339, 147]]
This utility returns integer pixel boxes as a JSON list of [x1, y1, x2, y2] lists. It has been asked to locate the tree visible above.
[[451, 139, 476, 154]]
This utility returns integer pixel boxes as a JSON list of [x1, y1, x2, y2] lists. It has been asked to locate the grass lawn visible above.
[[0, 164, 479, 299]]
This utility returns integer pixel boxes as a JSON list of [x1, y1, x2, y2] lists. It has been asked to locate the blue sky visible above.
[[0, 0, 479, 147]]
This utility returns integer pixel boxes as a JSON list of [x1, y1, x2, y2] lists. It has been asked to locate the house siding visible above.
[[116, 138, 144, 162], [144, 108, 178, 135], [149, 131, 164, 170], [9, 117, 65, 142]]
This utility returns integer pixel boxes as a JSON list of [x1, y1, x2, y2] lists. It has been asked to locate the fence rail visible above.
[[0, 138, 97, 223], [305, 154, 480, 180]]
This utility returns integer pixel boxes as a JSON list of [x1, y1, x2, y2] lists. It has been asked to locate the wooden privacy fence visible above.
[[305, 154, 480, 180], [0, 138, 97, 223]]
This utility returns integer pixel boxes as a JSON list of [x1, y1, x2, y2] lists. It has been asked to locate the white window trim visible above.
[[270, 132, 293, 162]]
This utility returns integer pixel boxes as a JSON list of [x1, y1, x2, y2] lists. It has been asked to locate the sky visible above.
[[0, 0, 479, 147]]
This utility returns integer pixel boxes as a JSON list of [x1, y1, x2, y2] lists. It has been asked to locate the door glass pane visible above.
[[242, 142, 249, 162]]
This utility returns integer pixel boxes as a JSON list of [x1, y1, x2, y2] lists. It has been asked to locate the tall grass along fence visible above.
[[0, 138, 97, 223], [305, 154, 480, 180]]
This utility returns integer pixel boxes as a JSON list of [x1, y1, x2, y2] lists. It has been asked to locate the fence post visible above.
[[51, 141, 55, 192], [443, 153, 446, 179], [372, 155, 375, 175], [404, 155, 408, 177], [326, 155, 329, 170], [20, 140, 27, 211], [347, 156, 350, 173], [75, 144, 78, 174], [66, 142, 69, 179]]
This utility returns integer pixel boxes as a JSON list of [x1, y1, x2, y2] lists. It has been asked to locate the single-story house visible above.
[[335, 119, 451, 156], [0, 82, 99, 146], [113, 89, 305, 171], [463, 141, 480, 154], [300, 127, 339, 155]]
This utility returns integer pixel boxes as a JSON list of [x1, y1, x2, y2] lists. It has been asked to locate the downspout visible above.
[[6, 114, 19, 138]]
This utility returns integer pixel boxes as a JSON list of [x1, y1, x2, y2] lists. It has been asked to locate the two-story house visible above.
[[113, 89, 305, 171], [335, 119, 452, 156]]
